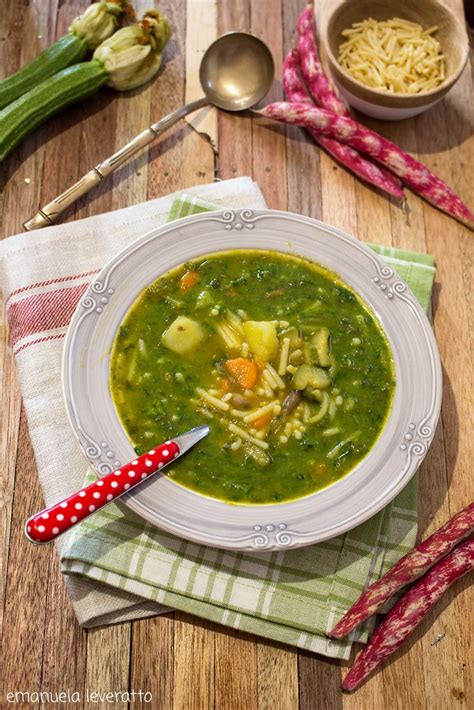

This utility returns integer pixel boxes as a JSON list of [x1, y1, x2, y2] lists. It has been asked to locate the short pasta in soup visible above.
[[110, 250, 395, 504]]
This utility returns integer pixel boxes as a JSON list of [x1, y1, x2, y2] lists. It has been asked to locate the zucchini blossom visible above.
[[93, 10, 171, 91], [69, 1, 125, 50]]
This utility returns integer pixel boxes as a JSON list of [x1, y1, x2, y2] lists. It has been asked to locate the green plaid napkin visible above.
[[61, 194, 435, 659]]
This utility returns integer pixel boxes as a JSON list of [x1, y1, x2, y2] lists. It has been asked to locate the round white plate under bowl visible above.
[[62, 209, 442, 551]]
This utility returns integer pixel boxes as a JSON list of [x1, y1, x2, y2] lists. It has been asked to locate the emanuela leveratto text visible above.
[[5, 689, 153, 703]]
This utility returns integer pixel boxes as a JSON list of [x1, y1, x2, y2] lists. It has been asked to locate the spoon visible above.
[[24, 32, 275, 231], [24, 425, 209, 544]]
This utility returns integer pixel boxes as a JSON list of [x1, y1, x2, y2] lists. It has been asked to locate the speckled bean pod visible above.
[[296, 4, 347, 116], [341, 538, 474, 691], [282, 50, 404, 201], [258, 101, 474, 229], [330, 502, 474, 639]]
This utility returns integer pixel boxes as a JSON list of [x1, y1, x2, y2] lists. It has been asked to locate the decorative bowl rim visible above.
[[61, 207, 442, 550]]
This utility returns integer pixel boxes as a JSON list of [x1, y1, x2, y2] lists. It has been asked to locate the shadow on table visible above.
[[416, 281, 459, 538]]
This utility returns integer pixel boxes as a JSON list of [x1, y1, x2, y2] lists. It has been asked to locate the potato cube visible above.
[[161, 316, 204, 355], [243, 320, 278, 361]]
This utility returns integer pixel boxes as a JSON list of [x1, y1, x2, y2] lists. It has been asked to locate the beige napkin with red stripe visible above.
[[1, 177, 267, 626]]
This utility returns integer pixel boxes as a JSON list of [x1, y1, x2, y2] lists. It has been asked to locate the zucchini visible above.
[[311, 327, 331, 367], [0, 63, 108, 163], [292, 364, 331, 391], [0, 35, 88, 111], [0, 10, 171, 164], [0, 2, 124, 110]]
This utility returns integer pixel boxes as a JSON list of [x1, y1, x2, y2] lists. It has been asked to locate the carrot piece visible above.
[[179, 270, 200, 292], [313, 462, 327, 477], [341, 539, 474, 691], [258, 102, 474, 229], [219, 378, 230, 393], [330, 501, 474, 640], [253, 412, 273, 429], [225, 358, 259, 389], [282, 50, 404, 201]]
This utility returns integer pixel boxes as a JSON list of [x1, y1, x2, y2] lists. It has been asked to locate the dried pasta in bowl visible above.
[[337, 17, 446, 94]]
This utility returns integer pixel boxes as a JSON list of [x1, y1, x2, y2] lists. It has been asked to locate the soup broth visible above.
[[110, 250, 395, 504]]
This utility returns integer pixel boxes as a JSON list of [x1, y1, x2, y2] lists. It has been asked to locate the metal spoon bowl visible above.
[[24, 32, 275, 230], [200, 32, 275, 111]]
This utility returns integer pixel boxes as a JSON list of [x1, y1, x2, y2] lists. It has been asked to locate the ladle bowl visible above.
[[200, 32, 274, 111]]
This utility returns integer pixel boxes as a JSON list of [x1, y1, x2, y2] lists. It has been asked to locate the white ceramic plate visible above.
[[62, 209, 442, 550]]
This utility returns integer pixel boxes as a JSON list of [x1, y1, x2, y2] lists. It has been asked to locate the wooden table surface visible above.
[[1, 1, 472, 708]]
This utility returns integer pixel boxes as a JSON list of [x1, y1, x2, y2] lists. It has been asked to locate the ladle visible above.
[[24, 32, 275, 230]]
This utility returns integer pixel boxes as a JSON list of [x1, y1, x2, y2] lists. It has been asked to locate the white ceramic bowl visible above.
[[323, 0, 469, 120], [62, 209, 442, 550]]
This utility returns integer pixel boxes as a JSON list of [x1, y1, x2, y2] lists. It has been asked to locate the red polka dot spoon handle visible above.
[[25, 425, 209, 545]]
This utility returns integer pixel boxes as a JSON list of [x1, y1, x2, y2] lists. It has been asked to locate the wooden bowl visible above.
[[323, 0, 469, 120]]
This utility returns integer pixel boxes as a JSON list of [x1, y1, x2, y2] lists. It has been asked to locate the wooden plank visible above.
[[72, 89, 117, 222], [110, 88, 150, 210], [341, 650, 387, 710], [299, 652, 343, 710], [0, 0, 29, 85], [148, 0, 216, 200], [39, 556, 87, 710], [250, 0, 287, 210], [32, 5, 91, 227], [218, 0, 252, 181], [1, 409, 51, 703], [257, 641, 298, 710], [85, 624, 131, 710], [344, 9, 472, 707], [184, 0, 218, 146], [345, 115, 397, 247], [0, 307, 21, 636], [313, 2, 356, 234], [147, 0, 186, 199], [411, 9, 473, 707], [109, 0, 155, 211], [180, 90, 215, 189], [0, 0, 60, 685], [282, 0, 323, 221], [173, 612, 215, 710], [181, 0, 217, 189], [71, 2, 168, 221], [0, 0, 60, 236], [130, 613, 175, 710], [214, 626, 258, 710]]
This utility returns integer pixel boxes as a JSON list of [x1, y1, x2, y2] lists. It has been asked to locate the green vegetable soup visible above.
[[110, 250, 395, 504]]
